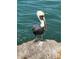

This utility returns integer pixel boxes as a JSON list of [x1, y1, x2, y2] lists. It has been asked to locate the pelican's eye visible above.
[[39, 15, 44, 20]]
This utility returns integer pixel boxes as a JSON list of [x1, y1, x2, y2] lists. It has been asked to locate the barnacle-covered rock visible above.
[[17, 39, 61, 59]]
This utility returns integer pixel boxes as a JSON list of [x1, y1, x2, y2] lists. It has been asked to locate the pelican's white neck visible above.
[[40, 20, 45, 27]]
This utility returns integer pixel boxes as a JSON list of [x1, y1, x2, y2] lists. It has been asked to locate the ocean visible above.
[[17, 0, 61, 45]]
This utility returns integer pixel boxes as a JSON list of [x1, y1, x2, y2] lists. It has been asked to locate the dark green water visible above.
[[17, 0, 61, 45]]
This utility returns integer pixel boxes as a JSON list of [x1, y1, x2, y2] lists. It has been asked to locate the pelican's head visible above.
[[36, 10, 45, 22]]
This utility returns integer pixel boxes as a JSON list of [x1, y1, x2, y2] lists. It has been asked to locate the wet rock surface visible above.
[[17, 39, 61, 59]]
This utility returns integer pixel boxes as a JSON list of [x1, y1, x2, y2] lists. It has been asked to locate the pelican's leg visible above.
[[35, 35, 37, 39], [34, 35, 37, 42], [37, 35, 41, 41], [34, 35, 40, 42], [40, 34, 44, 41]]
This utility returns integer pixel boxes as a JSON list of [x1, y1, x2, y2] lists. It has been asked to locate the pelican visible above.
[[32, 10, 47, 42]]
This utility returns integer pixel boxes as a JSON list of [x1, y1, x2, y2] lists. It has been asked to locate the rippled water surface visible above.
[[17, 0, 61, 45]]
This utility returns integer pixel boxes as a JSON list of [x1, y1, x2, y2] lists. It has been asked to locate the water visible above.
[[17, 0, 61, 45]]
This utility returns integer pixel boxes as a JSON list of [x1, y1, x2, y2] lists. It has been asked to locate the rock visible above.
[[17, 39, 61, 59]]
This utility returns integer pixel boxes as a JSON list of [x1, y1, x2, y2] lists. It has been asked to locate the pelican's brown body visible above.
[[32, 24, 45, 36]]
